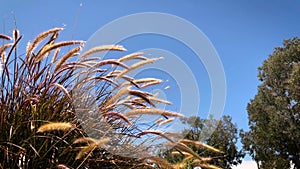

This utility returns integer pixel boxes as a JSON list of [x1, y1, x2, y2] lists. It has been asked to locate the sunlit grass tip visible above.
[[37, 122, 73, 132]]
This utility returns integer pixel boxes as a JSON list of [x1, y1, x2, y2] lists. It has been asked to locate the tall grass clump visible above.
[[0, 28, 223, 169]]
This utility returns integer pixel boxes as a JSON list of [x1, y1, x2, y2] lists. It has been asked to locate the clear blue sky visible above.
[[1, 0, 300, 151]]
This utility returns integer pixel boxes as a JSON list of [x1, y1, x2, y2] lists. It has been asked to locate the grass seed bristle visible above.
[[37, 122, 73, 132], [171, 151, 191, 156], [54, 46, 81, 71], [27, 27, 63, 54], [121, 78, 162, 88], [118, 52, 147, 62], [115, 57, 163, 80], [180, 139, 224, 154], [13, 29, 19, 42], [140, 80, 162, 88], [94, 59, 129, 69], [103, 111, 132, 125], [36, 40, 84, 62], [75, 138, 110, 159], [125, 108, 184, 118], [102, 87, 130, 108], [73, 137, 98, 144], [154, 118, 164, 124], [134, 78, 162, 84], [51, 48, 60, 64], [80, 45, 126, 59], [148, 96, 172, 105], [0, 34, 12, 40], [75, 143, 98, 160], [167, 142, 202, 161], [159, 118, 175, 126], [0, 43, 13, 61]]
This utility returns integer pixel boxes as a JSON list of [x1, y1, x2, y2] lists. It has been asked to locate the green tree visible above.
[[161, 115, 245, 169], [241, 37, 300, 168]]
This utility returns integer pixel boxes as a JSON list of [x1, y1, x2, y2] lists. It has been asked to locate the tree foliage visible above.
[[241, 37, 300, 168]]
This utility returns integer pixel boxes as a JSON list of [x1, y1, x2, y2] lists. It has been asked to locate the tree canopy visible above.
[[241, 37, 300, 168]]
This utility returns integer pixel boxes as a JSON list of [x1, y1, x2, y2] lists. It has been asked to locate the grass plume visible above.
[[37, 122, 73, 132], [0, 27, 222, 169], [180, 139, 224, 154], [125, 108, 184, 118], [80, 45, 126, 59]]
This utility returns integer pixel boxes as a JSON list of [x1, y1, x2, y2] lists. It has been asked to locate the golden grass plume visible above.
[[36, 40, 84, 62], [159, 118, 175, 126], [80, 45, 126, 59], [37, 122, 73, 132], [118, 52, 147, 62], [154, 118, 164, 124], [54, 46, 81, 71], [115, 57, 163, 80], [75, 137, 110, 159], [180, 139, 224, 154], [26, 27, 63, 55], [125, 108, 184, 118], [102, 87, 130, 108]]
